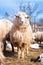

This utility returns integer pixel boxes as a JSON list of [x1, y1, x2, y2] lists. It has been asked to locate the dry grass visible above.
[[4, 48, 43, 65]]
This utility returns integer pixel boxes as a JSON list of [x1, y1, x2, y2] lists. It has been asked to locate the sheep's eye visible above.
[[16, 15, 19, 18], [25, 16, 29, 19]]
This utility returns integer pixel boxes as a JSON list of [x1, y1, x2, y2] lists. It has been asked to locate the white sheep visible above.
[[10, 12, 32, 58], [0, 19, 13, 51], [34, 31, 43, 43]]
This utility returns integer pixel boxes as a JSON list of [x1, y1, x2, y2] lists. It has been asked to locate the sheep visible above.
[[31, 53, 43, 62], [0, 42, 6, 65], [0, 19, 13, 52], [10, 12, 32, 58], [33, 31, 43, 47]]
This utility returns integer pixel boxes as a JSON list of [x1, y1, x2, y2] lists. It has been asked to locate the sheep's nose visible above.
[[21, 21, 23, 24], [20, 21, 23, 25], [20, 17, 24, 24]]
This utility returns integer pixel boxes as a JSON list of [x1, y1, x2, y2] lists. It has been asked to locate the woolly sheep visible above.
[[34, 31, 43, 43], [0, 19, 13, 51], [10, 12, 32, 58]]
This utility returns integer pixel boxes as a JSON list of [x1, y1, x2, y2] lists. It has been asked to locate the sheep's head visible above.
[[14, 12, 30, 27]]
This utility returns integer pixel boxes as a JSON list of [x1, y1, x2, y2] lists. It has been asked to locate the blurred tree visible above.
[[19, 2, 39, 22], [19, 2, 42, 32], [4, 12, 10, 18], [39, 18, 43, 25]]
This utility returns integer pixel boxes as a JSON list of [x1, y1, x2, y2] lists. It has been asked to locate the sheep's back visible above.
[[35, 32, 43, 41], [0, 19, 13, 41]]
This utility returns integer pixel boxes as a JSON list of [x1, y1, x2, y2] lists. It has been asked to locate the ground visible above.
[[4, 47, 43, 65]]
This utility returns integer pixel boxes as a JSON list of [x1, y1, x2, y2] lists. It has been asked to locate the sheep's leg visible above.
[[40, 41, 41, 46], [0, 57, 5, 65], [3, 42, 6, 52], [21, 48, 25, 59], [18, 48, 21, 59], [11, 43, 14, 52], [4, 44, 6, 52], [21, 51, 24, 59], [26, 48, 29, 56], [0, 53, 5, 65]]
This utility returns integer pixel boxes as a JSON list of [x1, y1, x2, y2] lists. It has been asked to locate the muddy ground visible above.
[[4, 47, 43, 65]]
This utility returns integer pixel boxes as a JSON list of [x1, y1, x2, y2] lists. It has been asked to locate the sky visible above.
[[0, 0, 43, 22]]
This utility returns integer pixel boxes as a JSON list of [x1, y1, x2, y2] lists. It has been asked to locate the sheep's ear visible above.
[[15, 15, 19, 18], [25, 16, 30, 19]]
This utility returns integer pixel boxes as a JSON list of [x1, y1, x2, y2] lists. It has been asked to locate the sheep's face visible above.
[[14, 12, 30, 26]]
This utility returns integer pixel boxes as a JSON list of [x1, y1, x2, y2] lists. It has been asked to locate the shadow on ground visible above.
[[3, 50, 17, 57]]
